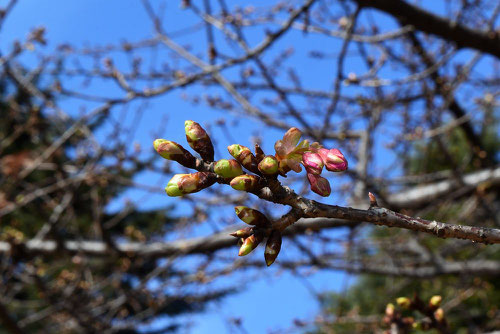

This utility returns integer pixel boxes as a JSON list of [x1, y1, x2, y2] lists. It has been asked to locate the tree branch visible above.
[[355, 0, 500, 59]]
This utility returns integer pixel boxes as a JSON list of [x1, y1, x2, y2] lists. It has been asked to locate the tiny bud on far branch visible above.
[[434, 308, 445, 322], [258, 155, 279, 175], [214, 159, 243, 178], [429, 295, 442, 309], [319, 148, 348, 172], [165, 172, 216, 197], [307, 173, 331, 197], [230, 175, 263, 192], [153, 139, 197, 168], [185, 120, 215, 161], [228, 144, 260, 174], [234, 206, 270, 227], [396, 297, 411, 309], [264, 229, 282, 266], [385, 303, 395, 317], [368, 192, 378, 207]]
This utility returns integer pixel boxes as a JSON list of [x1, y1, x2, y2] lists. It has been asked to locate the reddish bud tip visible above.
[[307, 173, 331, 197]]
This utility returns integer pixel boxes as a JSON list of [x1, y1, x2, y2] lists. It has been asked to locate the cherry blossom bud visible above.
[[396, 297, 411, 309], [234, 206, 270, 227], [307, 173, 331, 197], [264, 230, 282, 266], [214, 159, 243, 178], [319, 148, 348, 172], [165, 172, 216, 197], [258, 155, 279, 175], [429, 295, 442, 309], [434, 308, 444, 322], [254, 143, 265, 162], [227, 144, 259, 174], [302, 152, 324, 175], [230, 175, 262, 192], [165, 174, 188, 197], [153, 139, 197, 168], [385, 303, 395, 317], [185, 120, 215, 161], [229, 227, 253, 238], [238, 234, 263, 256]]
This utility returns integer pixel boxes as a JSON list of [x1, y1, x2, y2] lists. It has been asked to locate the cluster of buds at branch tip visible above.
[[165, 172, 216, 197], [307, 173, 331, 197], [228, 144, 260, 174], [230, 175, 263, 192], [155, 123, 350, 264], [214, 159, 243, 178], [230, 207, 282, 265], [384, 295, 448, 333], [264, 229, 282, 266], [185, 120, 215, 161], [153, 139, 197, 169], [319, 148, 348, 172], [258, 155, 279, 175]]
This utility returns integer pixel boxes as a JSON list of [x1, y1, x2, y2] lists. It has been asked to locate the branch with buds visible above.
[[384, 295, 449, 333], [154, 121, 500, 266]]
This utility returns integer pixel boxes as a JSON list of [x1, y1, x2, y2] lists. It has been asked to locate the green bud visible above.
[[429, 295, 442, 308], [214, 159, 243, 178], [153, 139, 197, 168], [228, 144, 259, 173], [230, 175, 262, 192], [229, 227, 253, 238], [264, 230, 282, 266], [234, 206, 270, 227], [396, 297, 411, 309], [258, 155, 279, 175], [238, 234, 262, 256], [165, 172, 216, 197], [185, 120, 215, 161], [165, 174, 188, 197]]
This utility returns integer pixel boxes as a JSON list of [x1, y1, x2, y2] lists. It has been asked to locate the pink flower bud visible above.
[[307, 173, 331, 197], [302, 152, 324, 175], [319, 148, 347, 172]]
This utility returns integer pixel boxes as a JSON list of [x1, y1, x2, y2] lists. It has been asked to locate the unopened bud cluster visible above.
[[230, 206, 282, 266], [155, 121, 219, 197], [383, 295, 447, 332], [302, 147, 348, 197], [154, 121, 349, 266]]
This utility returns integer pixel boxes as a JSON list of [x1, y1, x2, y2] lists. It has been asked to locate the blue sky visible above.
[[2, 0, 496, 332]]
